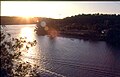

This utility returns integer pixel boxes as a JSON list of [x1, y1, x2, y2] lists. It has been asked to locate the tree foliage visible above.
[[0, 26, 38, 77]]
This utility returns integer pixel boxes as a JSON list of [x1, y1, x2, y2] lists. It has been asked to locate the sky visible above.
[[1, 1, 120, 19]]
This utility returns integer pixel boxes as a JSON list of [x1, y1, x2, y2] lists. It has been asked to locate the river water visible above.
[[4, 24, 120, 77]]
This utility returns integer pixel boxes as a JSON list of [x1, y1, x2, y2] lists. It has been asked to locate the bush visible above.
[[0, 26, 38, 77]]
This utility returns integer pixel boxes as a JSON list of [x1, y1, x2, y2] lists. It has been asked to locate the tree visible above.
[[0, 26, 38, 77]]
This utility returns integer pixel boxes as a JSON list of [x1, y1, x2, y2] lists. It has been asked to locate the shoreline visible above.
[[36, 32, 106, 41], [58, 34, 105, 41]]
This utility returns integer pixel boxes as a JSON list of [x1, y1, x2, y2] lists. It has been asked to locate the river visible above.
[[4, 24, 120, 77]]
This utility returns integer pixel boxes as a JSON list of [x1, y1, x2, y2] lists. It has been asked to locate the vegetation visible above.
[[35, 14, 120, 41], [35, 13, 120, 31], [1, 13, 120, 42], [0, 26, 39, 77], [0, 26, 63, 77], [0, 16, 36, 25]]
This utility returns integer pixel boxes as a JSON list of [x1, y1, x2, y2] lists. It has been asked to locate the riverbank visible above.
[[58, 34, 105, 41], [36, 30, 105, 41]]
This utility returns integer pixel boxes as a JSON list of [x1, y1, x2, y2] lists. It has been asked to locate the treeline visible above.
[[1, 14, 120, 32], [36, 14, 120, 44], [0, 16, 36, 25], [39, 13, 120, 32], [63, 14, 120, 30]]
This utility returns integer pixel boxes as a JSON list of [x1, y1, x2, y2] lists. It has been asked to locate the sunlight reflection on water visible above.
[[18, 26, 41, 66], [19, 27, 34, 42], [6, 24, 47, 69]]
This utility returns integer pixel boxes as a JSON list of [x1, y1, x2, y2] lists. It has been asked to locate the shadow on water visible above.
[[105, 28, 120, 49], [106, 42, 120, 58], [106, 42, 120, 72]]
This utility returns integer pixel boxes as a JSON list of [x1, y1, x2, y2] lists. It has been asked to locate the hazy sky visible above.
[[1, 1, 120, 19]]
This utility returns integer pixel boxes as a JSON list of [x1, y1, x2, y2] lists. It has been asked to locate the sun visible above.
[[21, 16, 33, 20]]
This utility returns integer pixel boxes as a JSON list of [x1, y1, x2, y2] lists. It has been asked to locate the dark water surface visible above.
[[5, 24, 120, 77]]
